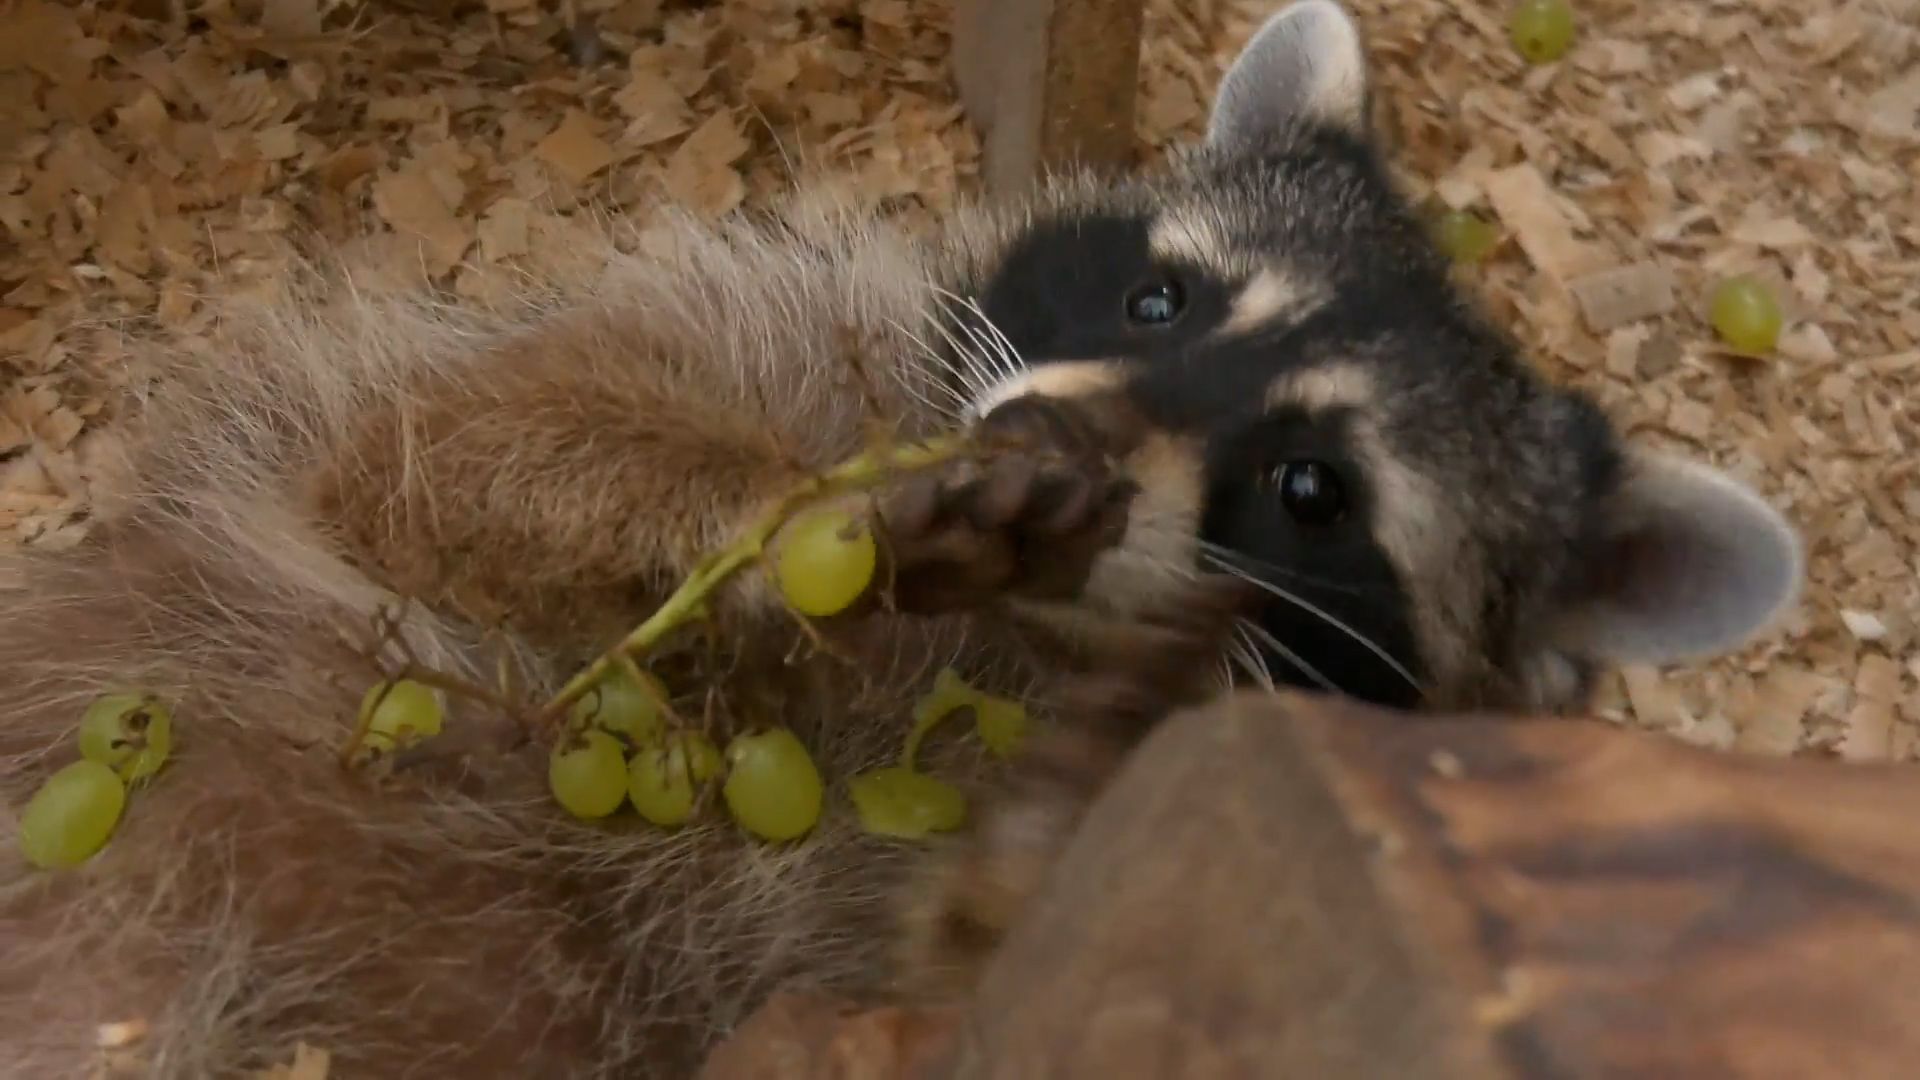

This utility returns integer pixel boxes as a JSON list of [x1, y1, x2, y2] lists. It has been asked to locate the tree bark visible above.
[[951, 0, 1146, 195], [702, 690, 1920, 1079]]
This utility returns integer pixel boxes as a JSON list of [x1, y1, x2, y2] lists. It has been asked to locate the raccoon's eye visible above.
[[1269, 461, 1346, 526], [1124, 277, 1186, 326]]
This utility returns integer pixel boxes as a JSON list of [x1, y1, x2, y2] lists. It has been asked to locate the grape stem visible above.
[[901, 703, 964, 771], [341, 678, 398, 768], [531, 435, 969, 735]]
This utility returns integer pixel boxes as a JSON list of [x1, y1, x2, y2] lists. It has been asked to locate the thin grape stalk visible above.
[[526, 433, 973, 740]]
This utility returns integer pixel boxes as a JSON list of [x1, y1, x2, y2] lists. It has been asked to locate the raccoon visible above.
[[0, 2, 1799, 1077]]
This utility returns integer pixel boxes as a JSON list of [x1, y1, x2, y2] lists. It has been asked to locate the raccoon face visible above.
[[946, 0, 1801, 711]]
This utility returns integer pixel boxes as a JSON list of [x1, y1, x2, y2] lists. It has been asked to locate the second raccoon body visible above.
[[0, 4, 1800, 1077]]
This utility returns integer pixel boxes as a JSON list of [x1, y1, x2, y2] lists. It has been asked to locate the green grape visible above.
[[77, 693, 173, 782], [1708, 275, 1784, 354], [972, 695, 1029, 759], [359, 679, 443, 751], [773, 508, 877, 618], [547, 730, 629, 820], [570, 666, 667, 747], [1508, 0, 1575, 64], [1430, 209, 1500, 264], [848, 766, 966, 839], [628, 731, 722, 827], [19, 760, 127, 870], [722, 727, 824, 841]]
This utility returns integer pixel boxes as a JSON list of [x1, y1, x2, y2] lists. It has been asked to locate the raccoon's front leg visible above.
[[893, 581, 1252, 999]]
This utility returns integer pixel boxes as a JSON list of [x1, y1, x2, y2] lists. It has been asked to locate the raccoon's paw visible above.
[[876, 431, 1138, 615]]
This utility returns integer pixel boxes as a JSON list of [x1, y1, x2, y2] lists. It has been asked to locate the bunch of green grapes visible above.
[[549, 721, 826, 841], [537, 439, 1032, 845], [543, 662, 1033, 845], [18, 692, 174, 870], [544, 665, 827, 841], [548, 664, 675, 821]]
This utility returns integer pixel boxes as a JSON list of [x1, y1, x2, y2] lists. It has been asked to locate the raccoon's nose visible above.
[[977, 390, 1145, 458]]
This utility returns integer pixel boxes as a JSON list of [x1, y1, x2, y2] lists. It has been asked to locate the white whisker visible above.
[[1236, 619, 1339, 694], [1201, 551, 1423, 695], [934, 288, 1024, 384], [887, 317, 987, 408], [923, 310, 999, 406], [921, 293, 994, 381], [1193, 537, 1382, 598], [952, 313, 1013, 389], [1228, 624, 1277, 691], [960, 295, 1026, 383]]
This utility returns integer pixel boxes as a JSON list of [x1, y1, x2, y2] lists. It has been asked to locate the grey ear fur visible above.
[[1548, 449, 1803, 667], [1207, 0, 1371, 151]]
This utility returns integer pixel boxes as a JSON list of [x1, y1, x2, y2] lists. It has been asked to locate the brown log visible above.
[[702, 691, 1920, 1079], [951, 0, 1146, 195], [696, 992, 961, 1080]]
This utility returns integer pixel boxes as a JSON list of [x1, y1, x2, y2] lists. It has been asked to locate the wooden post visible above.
[[702, 691, 1920, 1078], [951, 0, 1146, 195]]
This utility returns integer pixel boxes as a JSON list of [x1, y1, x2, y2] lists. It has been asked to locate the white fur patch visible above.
[[968, 358, 1126, 421], [1147, 208, 1251, 279], [1218, 266, 1328, 337], [1264, 360, 1376, 413]]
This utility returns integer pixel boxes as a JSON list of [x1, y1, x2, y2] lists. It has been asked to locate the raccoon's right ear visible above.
[[1548, 449, 1804, 669], [1206, 0, 1371, 152]]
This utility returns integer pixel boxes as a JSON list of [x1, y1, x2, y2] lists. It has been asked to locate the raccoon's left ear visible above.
[[1207, 0, 1371, 151], [1549, 449, 1803, 667]]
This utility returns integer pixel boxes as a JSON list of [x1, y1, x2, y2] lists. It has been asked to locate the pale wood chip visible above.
[[1568, 263, 1677, 332], [1735, 666, 1831, 756], [260, 0, 323, 38], [1861, 70, 1920, 141], [370, 164, 471, 277], [1621, 664, 1685, 728], [1482, 163, 1605, 283], [1731, 214, 1817, 250], [1840, 610, 1889, 642], [1840, 655, 1905, 761], [535, 109, 617, 186], [662, 111, 750, 218]]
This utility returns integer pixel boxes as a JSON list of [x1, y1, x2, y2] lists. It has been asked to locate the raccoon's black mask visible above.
[[941, 0, 1801, 713]]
